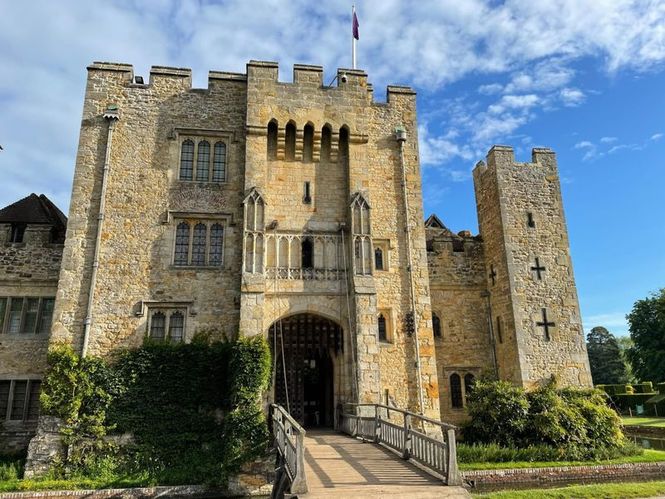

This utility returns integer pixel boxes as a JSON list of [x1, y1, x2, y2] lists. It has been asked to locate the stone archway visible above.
[[269, 314, 343, 427]]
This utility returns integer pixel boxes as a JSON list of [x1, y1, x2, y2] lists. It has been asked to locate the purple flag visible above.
[[353, 10, 359, 40]]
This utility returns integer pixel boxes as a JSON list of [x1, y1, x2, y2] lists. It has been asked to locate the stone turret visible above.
[[473, 146, 592, 388]]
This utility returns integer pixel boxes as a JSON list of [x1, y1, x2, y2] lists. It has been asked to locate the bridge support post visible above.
[[290, 429, 308, 494], [402, 413, 411, 460], [445, 428, 462, 486]]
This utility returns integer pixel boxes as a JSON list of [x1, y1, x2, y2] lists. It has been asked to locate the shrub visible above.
[[463, 378, 631, 460], [463, 379, 529, 446]]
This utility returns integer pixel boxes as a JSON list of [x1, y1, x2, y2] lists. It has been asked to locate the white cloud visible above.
[[2, 0, 665, 207], [560, 87, 586, 106], [478, 83, 503, 95], [600, 136, 618, 143], [651, 133, 664, 141], [583, 312, 629, 335], [574, 140, 599, 161], [418, 125, 476, 166]]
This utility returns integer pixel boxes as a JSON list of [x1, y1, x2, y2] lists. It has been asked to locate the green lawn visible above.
[[623, 416, 665, 428], [460, 449, 665, 471], [0, 477, 155, 493], [472, 480, 665, 498]]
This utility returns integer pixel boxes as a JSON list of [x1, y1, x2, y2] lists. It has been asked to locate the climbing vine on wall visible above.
[[40, 336, 271, 484]]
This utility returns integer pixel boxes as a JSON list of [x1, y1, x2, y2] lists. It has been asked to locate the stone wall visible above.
[[1, 224, 62, 451], [426, 228, 495, 424], [241, 62, 439, 417], [51, 63, 247, 355], [473, 146, 592, 389]]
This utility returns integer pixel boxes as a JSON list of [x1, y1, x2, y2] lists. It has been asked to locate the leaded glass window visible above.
[[191, 223, 207, 266], [21, 298, 39, 334], [213, 142, 226, 182], [209, 224, 224, 265], [169, 312, 184, 342], [174, 222, 190, 265], [196, 141, 210, 181], [180, 140, 194, 180], [150, 312, 166, 341]]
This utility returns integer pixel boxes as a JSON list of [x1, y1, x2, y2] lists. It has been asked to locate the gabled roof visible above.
[[425, 214, 446, 229], [0, 193, 67, 227]]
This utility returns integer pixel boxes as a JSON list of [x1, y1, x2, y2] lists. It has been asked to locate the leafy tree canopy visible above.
[[627, 288, 665, 383], [586, 326, 629, 385]]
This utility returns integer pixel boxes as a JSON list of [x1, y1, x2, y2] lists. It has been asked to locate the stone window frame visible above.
[[0, 296, 55, 335], [168, 213, 231, 269], [377, 308, 394, 344], [372, 239, 391, 272], [175, 129, 232, 184], [447, 369, 479, 410], [0, 377, 42, 423], [145, 305, 190, 343]]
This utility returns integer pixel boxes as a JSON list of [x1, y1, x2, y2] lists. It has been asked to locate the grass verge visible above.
[[0, 476, 155, 493], [472, 480, 665, 498], [460, 449, 665, 471], [622, 417, 665, 428]]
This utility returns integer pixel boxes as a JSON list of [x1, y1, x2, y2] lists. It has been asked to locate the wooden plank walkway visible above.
[[303, 430, 470, 498]]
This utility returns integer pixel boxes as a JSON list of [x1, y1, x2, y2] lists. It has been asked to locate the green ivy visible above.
[[40, 336, 271, 485]]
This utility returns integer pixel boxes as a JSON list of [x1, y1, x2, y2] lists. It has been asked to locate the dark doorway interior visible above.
[[269, 314, 342, 427]]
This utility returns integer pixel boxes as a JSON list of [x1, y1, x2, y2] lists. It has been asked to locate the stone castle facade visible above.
[[1, 60, 592, 448]]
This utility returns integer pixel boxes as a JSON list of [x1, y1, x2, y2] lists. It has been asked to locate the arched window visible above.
[[464, 373, 475, 403], [432, 313, 442, 338], [267, 120, 278, 160], [374, 247, 384, 270], [196, 141, 210, 181], [169, 311, 184, 342], [192, 223, 207, 266], [285, 122, 296, 160], [213, 142, 226, 182], [378, 314, 387, 342], [351, 194, 371, 275], [150, 312, 166, 341], [174, 222, 190, 265], [321, 125, 332, 162], [450, 373, 463, 408], [209, 224, 224, 266], [301, 238, 313, 268], [179, 140, 194, 180], [303, 123, 314, 162], [339, 126, 349, 166]]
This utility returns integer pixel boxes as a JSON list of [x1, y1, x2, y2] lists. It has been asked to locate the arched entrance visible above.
[[269, 314, 343, 428]]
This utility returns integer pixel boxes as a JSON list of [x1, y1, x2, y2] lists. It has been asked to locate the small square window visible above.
[[10, 223, 26, 243]]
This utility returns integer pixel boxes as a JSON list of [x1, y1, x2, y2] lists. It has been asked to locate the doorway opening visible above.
[[269, 313, 343, 427]]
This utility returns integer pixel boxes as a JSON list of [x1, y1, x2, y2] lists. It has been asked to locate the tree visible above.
[[627, 288, 665, 383], [586, 326, 628, 385], [616, 336, 637, 384]]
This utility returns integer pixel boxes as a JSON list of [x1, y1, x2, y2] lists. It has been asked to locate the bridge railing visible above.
[[271, 404, 307, 495], [338, 403, 462, 486]]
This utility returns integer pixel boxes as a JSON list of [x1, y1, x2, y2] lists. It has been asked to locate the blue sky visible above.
[[1, 0, 664, 336]]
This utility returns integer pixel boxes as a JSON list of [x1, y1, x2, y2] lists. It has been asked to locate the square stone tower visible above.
[[473, 146, 592, 388]]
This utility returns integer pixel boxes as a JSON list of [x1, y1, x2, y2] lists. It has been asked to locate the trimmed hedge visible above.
[[40, 337, 271, 485], [596, 382, 662, 416]]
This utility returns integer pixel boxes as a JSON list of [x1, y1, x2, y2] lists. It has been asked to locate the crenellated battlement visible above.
[[474, 146, 559, 182], [85, 60, 414, 104]]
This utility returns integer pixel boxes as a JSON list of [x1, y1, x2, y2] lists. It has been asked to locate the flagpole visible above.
[[352, 5, 357, 69]]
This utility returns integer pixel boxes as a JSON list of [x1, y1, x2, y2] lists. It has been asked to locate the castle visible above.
[[0, 60, 592, 450]]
